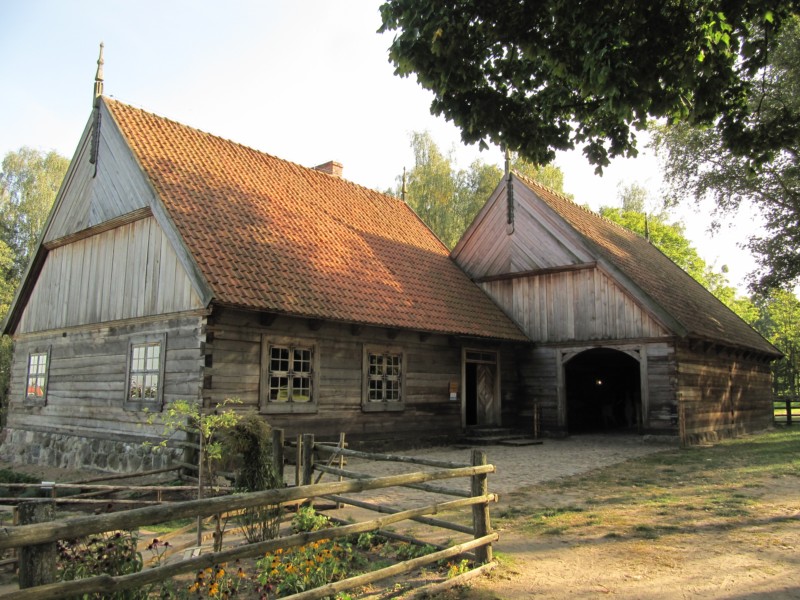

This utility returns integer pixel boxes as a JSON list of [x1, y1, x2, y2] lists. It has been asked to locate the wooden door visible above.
[[476, 364, 496, 425]]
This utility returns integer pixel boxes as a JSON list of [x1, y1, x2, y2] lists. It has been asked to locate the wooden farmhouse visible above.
[[0, 93, 780, 471], [0, 96, 528, 471], [451, 172, 782, 445]]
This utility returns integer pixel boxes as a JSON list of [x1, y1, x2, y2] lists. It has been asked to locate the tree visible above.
[[400, 133, 570, 248], [752, 290, 800, 398], [0, 147, 68, 424], [0, 147, 69, 279], [650, 16, 800, 292], [379, 1, 795, 172]]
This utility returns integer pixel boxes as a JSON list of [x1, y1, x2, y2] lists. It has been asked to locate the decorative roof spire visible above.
[[93, 42, 104, 104], [401, 167, 408, 202]]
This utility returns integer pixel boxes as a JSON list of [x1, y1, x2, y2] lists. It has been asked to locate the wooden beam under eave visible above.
[[350, 324, 362, 336], [386, 328, 399, 340], [418, 332, 430, 342], [474, 261, 597, 284], [308, 319, 324, 331]]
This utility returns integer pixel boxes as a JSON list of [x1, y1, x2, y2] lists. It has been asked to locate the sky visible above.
[[0, 0, 763, 291]]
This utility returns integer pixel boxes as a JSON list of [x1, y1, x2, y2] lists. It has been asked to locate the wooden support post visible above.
[[18, 500, 56, 589], [471, 450, 492, 564], [786, 398, 793, 426], [295, 434, 303, 487], [337, 432, 346, 509], [302, 434, 315, 510], [302, 434, 315, 487], [273, 428, 285, 482]]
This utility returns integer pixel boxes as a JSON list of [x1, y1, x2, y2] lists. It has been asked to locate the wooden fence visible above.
[[0, 433, 497, 599], [774, 397, 799, 425]]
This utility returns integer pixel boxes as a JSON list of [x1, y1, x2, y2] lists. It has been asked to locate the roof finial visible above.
[[93, 42, 105, 104], [504, 146, 511, 176], [401, 167, 408, 202]]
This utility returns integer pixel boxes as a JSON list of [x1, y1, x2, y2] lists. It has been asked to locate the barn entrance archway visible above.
[[564, 348, 641, 433]]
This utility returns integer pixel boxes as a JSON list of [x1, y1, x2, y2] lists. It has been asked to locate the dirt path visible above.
[[346, 434, 800, 599]]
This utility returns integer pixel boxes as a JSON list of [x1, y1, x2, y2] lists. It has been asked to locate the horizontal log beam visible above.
[[313, 444, 471, 470], [314, 464, 472, 498]]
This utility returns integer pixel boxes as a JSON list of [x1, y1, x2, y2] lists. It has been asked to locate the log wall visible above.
[[2, 315, 205, 469], [675, 342, 774, 444], [204, 308, 502, 447]]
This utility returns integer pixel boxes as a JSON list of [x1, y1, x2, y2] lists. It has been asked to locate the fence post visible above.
[[787, 398, 793, 426], [18, 500, 56, 589], [273, 428, 285, 481], [302, 434, 315, 486], [471, 449, 493, 564]]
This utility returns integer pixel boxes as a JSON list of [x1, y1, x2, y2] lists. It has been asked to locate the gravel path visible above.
[[335, 434, 678, 508]]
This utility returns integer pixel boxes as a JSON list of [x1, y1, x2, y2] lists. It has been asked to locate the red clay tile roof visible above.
[[515, 173, 780, 356], [104, 98, 526, 341]]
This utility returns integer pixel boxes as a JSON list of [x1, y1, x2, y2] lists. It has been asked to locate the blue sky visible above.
[[0, 0, 760, 289]]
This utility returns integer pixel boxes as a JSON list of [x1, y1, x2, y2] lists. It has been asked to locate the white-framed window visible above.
[[24, 349, 50, 405], [260, 336, 318, 414], [362, 345, 405, 412], [124, 334, 166, 411]]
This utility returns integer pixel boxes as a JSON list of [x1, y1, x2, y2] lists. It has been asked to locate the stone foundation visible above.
[[0, 428, 183, 473]]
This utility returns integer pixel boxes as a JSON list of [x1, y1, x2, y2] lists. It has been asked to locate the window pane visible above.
[[293, 348, 311, 374], [130, 375, 144, 398], [386, 379, 400, 401], [270, 376, 289, 402], [369, 354, 383, 376], [129, 342, 161, 401], [368, 378, 383, 401], [27, 353, 47, 397], [292, 376, 311, 402], [270, 346, 289, 372]]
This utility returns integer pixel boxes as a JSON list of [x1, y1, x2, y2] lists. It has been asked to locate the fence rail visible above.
[[0, 432, 497, 599], [774, 397, 800, 425]]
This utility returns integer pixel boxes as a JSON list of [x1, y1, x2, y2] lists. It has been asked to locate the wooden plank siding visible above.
[[204, 308, 502, 446], [453, 181, 593, 280], [480, 267, 669, 344], [7, 316, 205, 444], [44, 104, 153, 243], [674, 342, 774, 444], [17, 217, 204, 333]]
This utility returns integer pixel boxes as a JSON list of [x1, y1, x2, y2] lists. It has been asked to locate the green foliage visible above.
[[651, 16, 800, 291], [0, 147, 69, 279], [0, 147, 68, 425], [291, 505, 331, 533], [753, 290, 800, 398], [57, 530, 145, 599], [392, 542, 436, 560], [0, 468, 38, 484], [379, 1, 794, 172], [223, 413, 283, 542], [144, 398, 242, 491]]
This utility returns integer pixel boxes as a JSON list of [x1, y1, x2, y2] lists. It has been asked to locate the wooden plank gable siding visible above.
[[480, 267, 669, 343], [8, 316, 205, 444], [452, 180, 593, 280], [17, 217, 203, 333], [44, 103, 153, 243]]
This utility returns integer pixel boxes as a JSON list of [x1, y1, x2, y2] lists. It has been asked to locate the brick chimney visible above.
[[313, 161, 343, 178]]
